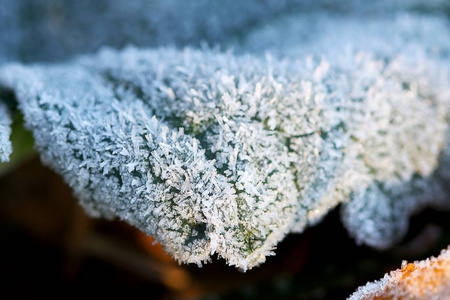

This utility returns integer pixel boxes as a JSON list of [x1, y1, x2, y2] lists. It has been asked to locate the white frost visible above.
[[0, 0, 449, 270]]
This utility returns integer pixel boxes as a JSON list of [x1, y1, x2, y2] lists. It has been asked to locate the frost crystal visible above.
[[236, 6, 450, 249], [0, 42, 448, 269], [348, 246, 450, 299], [0, 0, 449, 270], [0, 101, 12, 162]]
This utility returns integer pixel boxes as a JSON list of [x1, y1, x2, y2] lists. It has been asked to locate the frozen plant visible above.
[[237, 6, 450, 250], [348, 246, 450, 299], [0, 0, 449, 272], [0, 44, 448, 270]]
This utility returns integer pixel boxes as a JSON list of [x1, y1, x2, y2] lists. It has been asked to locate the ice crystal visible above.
[[0, 0, 449, 270], [0, 42, 448, 269], [237, 6, 450, 250], [348, 246, 450, 299]]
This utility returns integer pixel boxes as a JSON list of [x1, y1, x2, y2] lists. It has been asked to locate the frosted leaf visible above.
[[339, 55, 450, 247], [348, 246, 450, 299], [1, 44, 448, 270], [0, 101, 12, 163], [236, 4, 450, 249], [0, 48, 342, 269]]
